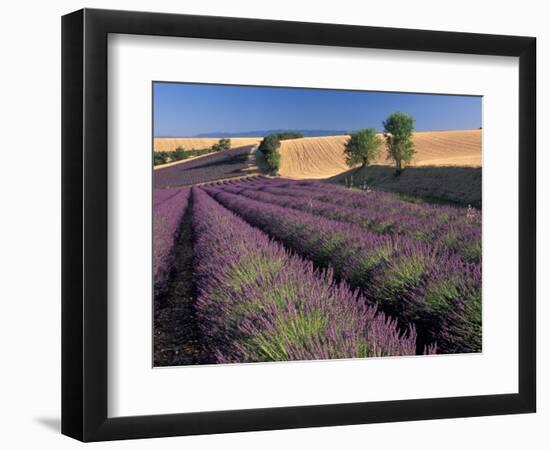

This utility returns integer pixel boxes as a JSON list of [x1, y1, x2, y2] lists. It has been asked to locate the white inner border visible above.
[[107, 34, 519, 418]]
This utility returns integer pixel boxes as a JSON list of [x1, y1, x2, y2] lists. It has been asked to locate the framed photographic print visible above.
[[61, 8, 536, 442]]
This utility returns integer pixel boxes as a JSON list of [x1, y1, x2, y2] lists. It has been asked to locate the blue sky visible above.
[[153, 82, 482, 137]]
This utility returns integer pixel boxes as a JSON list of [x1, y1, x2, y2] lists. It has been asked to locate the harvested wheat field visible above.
[[278, 136, 351, 179], [410, 130, 482, 167], [278, 130, 481, 179], [154, 137, 262, 152]]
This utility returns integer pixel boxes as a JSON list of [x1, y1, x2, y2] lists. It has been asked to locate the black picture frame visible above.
[[61, 8, 536, 442]]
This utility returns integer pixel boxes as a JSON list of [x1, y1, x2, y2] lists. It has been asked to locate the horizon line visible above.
[[154, 127, 483, 138]]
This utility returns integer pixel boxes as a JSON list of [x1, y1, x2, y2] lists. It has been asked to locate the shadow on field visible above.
[[154, 145, 259, 188], [328, 165, 482, 207], [253, 148, 272, 174], [183, 155, 249, 172]]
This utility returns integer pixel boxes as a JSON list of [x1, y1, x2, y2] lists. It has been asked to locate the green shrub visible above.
[[258, 135, 279, 155], [212, 138, 231, 152], [265, 150, 281, 172], [154, 146, 218, 166], [219, 138, 231, 150], [259, 132, 303, 173], [154, 152, 170, 165], [274, 131, 304, 141], [171, 146, 186, 160]]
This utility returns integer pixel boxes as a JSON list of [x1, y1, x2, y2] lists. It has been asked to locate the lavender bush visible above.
[[153, 187, 190, 295], [153, 187, 185, 209], [204, 185, 481, 354], [191, 187, 418, 363], [225, 179, 481, 263]]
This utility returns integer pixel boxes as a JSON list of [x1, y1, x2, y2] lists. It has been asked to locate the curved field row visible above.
[[222, 181, 480, 263], [191, 188, 417, 363], [409, 130, 481, 166], [258, 178, 473, 215], [153, 187, 190, 295], [154, 137, 262, 152], [204, 185, 481, 354], [153, 187, 188, 209], [279, 135, 350, 179], [236, 187, 480, 263]]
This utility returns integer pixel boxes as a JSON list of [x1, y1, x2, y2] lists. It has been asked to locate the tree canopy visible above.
[[258, 132, 303, 173], [383, 112, 415, 174], [212, 138, 231, 152], [343, 128, 382, 168]]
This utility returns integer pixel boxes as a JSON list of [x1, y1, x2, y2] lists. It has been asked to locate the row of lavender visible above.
[[217, 178, 481, 263], [191, 188, 420, 362], [153, 187, 186, 208], [154, 145, 255, 188], [204, 181, 481, 354], [153, 187, 191, 296]]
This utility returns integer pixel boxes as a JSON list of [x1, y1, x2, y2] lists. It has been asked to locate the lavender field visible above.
[[153, 176, 481, 366], [154, 145, 257, 188]]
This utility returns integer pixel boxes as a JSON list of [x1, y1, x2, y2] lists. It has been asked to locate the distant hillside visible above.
[[183, 129, 350, 138], [154, 137, 262, 152], [156, 128, 483, 139]]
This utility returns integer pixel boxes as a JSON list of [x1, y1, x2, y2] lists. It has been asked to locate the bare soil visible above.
[[153, 200, 209, 366]]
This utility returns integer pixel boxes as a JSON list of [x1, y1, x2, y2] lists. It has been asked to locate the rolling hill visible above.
[[278, 129, 482, 179]]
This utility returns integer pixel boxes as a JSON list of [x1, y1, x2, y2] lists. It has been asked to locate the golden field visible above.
[[278, 130, 482, 179], [154, 137, 262, 152]]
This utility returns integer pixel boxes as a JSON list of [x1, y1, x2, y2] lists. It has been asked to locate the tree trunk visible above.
[[395, 159, 402, 176]]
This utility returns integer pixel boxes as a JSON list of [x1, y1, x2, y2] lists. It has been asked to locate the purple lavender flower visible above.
[[191, 187, 418, 363], [153, 187, 190, 294], [204, 181, 481, 354]]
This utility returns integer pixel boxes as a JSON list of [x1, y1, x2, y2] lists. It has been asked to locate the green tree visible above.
[[383, 112, 415, 174], [154, 152, 169, 166], [265, 150, 281, 172], [258, 132, 303, 173], [171, 146, 186, 160], [258, 135, 279, 155], [218, 138, 231, 151], [212, 138, 231, 152], [343, 128, 382, 168]]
